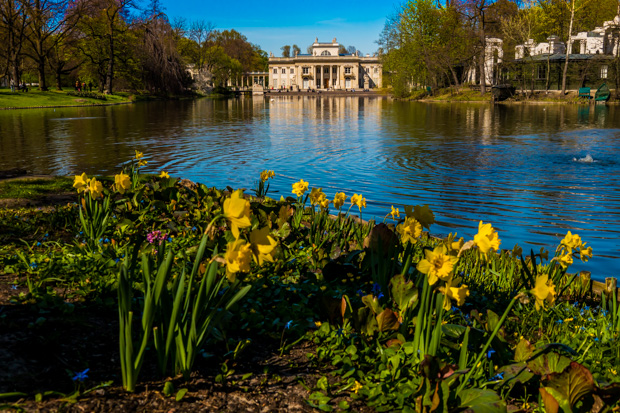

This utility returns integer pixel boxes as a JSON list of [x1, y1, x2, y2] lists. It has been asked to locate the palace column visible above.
[[319, 65, 323, 89]]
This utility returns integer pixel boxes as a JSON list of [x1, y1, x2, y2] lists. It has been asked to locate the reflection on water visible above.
[[0, 97, 619, 280]]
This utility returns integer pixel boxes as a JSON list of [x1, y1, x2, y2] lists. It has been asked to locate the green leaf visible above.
[[376, 308, 400, 332], [527, 352, 572, 376], [390, 273, 418, 313], [542, 362, 596, 412], [163, 381, 174, 397], [514, 338, 535, 362], [338, 400, 350, 410], [175, 388, 188, 401], [458, 388, 507, 413]]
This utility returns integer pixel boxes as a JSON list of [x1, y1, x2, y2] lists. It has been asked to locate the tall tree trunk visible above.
[[106, 20, 114, 94], [561, 0, 575, 95]]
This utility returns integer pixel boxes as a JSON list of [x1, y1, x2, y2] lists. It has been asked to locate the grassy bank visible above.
[[0, 88, 132, 109], [403, 87, 614, 103], [0, 155, 619, 412]]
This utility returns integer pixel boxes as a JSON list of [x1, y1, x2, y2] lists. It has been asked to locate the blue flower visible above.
[[36, 242, 41, 247], [336, 328, 344, 337], [556, 319, 563, 324], [594, 337, 600, 342], [487, 349, 496, 358], [584, 305, 590, 311], [11, 285, 17, 290], [377, 292, 384, 300], [356, 289, 364, 297], [489, 372, 504, 381], [192, 226, 197, 232], [72, 368, 89, 382], [114, 258, 120, 263], [98, 238, 103, 243], [285, 320, 293, 329], [104, 238, 110, 243], [29, 262, 38, 269], [44, 233, 49, 237], [372, 283, 381, 294]]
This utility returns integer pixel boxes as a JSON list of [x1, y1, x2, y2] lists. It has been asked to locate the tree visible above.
[[280, 44, 290, 57], [23, 0, 82, 90], [338, 44, 347, 54], [347, 45, 356, 55], [0, 0, 30, 86], [292, 44, 300, 56]]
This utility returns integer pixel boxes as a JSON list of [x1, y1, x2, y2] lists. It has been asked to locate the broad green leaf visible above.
[[377, 308, 400, 332], [175, 388, 188, 401], [514, 338, 535, 362], [542, 362, 596, 411], [163, 381, 174, 397], [390, 273, 418, 313], [527, 352, 571, 376], [458, 388, 507, 413]]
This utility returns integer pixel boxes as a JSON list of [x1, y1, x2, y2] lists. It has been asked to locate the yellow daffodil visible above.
[[87, 177, 103, 198], [512, 244, 523, 257], [134, 150, 144, 160], [351, 193, 367, 210], [416, 245, 459, 285], [439, 276, 470, 311], [138, 159, 148, 167], [319, 197, 330, 209], [249, 226, 278, 265], [556, 251, 573, 269], [445, 233, 464, 254], [531, 273, 556, 310], [333, 192, 347, 209], [73, 173, 89, 193], [159, 171, 169, 179], [390, 205, 400, 220], [579, 245, 593, 262], [292, 179, 309, 197], [474, 221, 501, 256], [397, 217, 422, 245], [561, 231, 582, 251], [309, 187, 326, 205], [260, 170, 275, 182], [352, 381, 363, 394], [114, 172, 131, 194], [224, 239, 252, 282], [223, 189, 252, 239], [405, 205, 435, 230]]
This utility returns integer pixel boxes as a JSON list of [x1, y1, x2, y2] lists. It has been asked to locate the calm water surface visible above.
[[1, 97, 618, 280]]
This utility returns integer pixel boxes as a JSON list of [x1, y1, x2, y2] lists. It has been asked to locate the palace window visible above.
[[321, 50, 331, 56], [290, 68, 294, 74], [324, 67, 329, 73], [281, 68, 286, 74], [302, 67, 309, 74], [273, 68, 277, 74], [344, 67, 351, 74], [374, 67, 379, 74], [601, 65, 608, 78], [332, 66, 337, 73]]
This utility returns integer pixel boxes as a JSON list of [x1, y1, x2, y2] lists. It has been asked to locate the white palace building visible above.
[[268, 38, 382, 90]]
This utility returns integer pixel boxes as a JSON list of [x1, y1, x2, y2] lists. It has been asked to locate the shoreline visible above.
[[0, 101, 134, 110]]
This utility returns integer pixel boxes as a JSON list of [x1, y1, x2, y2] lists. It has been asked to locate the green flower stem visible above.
[[456, 295, 518, 394]]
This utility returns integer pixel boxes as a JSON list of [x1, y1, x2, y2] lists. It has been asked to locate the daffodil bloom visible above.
[[309, 187, 326, 205], [333, 192, 347, 209], [531, 273, 556, 310], [114, 172, 131, 194], [159, 171, 169, 179], [474, 221, 501, 256], [390, 205, 400, 220], [561, 231, 582, 250], [351, 193, 366, 210], [439, 276, 470, 311], [556, 251, 573, 269], [319, 197, 330, 209], [223, 190, 252, 239], [405, 205, 435, 230], [352, 381, 363, 394], [291, 179, 309, 197], [73, 173, 89, 193], [260, 170, 275, 182], [224, 239, 252, 281], [249, 226, 277, 265], [397, 217, 422, 245], [445, 233, 464, 254], [512, 244, 523, 257], [88, 177, 103, 198], [134, 150, 144, 160], [138, 160, 148, 167], [579, 245, 593, 262], [416, 245, 458, 285]]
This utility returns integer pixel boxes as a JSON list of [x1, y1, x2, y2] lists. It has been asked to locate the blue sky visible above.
[[159, 0, 402, 56]]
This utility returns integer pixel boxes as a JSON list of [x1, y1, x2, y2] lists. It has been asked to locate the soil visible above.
[[0, 273, 373, 412]]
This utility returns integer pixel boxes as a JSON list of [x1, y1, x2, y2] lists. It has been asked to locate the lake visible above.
[[0, 96, 618, 280]]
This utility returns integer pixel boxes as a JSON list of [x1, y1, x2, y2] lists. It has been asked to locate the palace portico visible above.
[[268, 38, 382, 90]]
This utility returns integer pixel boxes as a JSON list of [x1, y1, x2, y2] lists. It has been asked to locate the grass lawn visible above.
[[0, 176, 74, 199], [0, 88, 131, 108]]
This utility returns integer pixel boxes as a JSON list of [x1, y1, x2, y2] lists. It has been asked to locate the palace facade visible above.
[[268, 38, 382, 90]]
